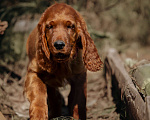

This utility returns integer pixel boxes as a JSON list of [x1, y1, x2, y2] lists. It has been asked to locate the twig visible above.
[[102, 0, 122, 12], [0, 64, 21, 80], [3, 72, 11, 85]]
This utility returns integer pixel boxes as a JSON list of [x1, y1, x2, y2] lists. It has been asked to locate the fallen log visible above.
[[104, 48, 147, 120]]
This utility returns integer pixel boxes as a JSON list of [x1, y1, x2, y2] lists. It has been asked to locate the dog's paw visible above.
[[30, 105, 48, 120]]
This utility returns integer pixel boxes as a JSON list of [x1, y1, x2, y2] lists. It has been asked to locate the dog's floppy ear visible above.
[[76, 13, 103, 72], [38, 23, 50, 60]]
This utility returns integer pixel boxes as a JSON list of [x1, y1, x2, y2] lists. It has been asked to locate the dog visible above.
[[25, 3, 103, 120]]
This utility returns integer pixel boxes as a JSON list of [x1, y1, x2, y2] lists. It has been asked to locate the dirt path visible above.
[[87, 71, 119, 120]]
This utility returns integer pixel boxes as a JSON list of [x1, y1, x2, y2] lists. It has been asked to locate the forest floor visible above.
[[1, 42, 149, 120], [0, 64, 120, 120], [86, 70, 120, 120]]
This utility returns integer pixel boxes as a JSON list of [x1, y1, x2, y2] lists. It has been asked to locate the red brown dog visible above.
[[25, 3, 103, 120]]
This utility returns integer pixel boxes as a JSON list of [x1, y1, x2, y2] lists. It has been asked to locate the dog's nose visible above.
[[54, 40, 65, 50]]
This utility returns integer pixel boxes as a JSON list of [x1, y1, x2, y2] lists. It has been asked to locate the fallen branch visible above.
[[0, 64, 21, 80]]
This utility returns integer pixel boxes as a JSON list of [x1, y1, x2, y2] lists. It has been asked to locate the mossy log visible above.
[[132, 63, 150, 96]]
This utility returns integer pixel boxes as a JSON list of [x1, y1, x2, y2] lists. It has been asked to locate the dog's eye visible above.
[[67, 24, 75, 29], [46, 25, 53, 29], [67, 25, 71, 29]]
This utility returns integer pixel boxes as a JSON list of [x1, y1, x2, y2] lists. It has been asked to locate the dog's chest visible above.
[[44, 74, 68, 87], [38, 66, 72, 87]]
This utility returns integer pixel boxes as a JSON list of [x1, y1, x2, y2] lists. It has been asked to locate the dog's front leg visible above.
[[25, 71, 48, 120], [68, 72, 87, 120], [47, 86, 62, 119]]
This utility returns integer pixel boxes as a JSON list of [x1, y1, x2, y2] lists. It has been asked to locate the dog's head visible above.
[[38, 3, 103, 72]]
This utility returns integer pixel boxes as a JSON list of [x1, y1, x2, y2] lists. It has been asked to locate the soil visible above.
[[87, 71, 120, 120], [0, 67, 120, 120]]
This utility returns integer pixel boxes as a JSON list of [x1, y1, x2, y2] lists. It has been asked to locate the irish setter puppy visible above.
[[25, 3, 103, 120]]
